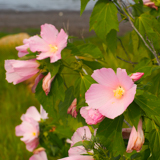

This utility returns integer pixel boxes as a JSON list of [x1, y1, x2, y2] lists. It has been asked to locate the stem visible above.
[[116, 56, 138, 64]]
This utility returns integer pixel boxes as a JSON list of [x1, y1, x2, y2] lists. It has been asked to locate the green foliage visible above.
[[97, 115, 125, 156], [80, 0, 90, 15], [35, 74, 65, 119], [90, 0, 119, 40]]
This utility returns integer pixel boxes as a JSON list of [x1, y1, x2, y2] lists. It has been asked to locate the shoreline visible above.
[[0, 10, 132, 38]]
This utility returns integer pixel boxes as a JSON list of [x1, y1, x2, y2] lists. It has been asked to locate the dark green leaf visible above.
[[135, 92, 160, 117], [149, 129, 160, 159], [125, 102, 142, 129], [74, 75, 96, 107], [90, 0, 119, 40], [97, 115, 125, 156], [106, 29, 117, 53], [80, 0, 90, 15], [35, 74, 65, 118]]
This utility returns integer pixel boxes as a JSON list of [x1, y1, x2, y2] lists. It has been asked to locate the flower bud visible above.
[[126, 119, 145, 153], [67, 99, 78, 118], [130, 72, 144, 82]]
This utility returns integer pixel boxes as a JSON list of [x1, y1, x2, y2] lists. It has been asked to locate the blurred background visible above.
[[0, 0, 132, 159]]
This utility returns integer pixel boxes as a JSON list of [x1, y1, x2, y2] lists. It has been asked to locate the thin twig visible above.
[[124, 119, 132, 128], [118, 38, 134, 67], [116, 56, 138, 64], [118, 0, 160, 66]]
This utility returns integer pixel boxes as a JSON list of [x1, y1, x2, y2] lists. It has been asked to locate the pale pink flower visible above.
[[30, 148, 48, 160], [16, 37, 33, 57], [143, 0, 158, 10], [58, 155, 94, 160], [32, 73, 45, 93], [15, 117, 39, 151], [68, 126, 92, 156], [29, 23, 68, 63], [130, 72, 144, 82], [126, 119, 145, 153], [21, 105, 48, 122], [85, 68, 137, 119], [67, 99, 78, 118], [80, 107, 104, 125], [5, 59, 40, 85]]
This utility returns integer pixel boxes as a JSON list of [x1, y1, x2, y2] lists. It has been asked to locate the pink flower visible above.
[[58, 155, 94, 160], [29, 23, 68, 63], [32, 73, 45, 93], [85, 68, 137, 119], [126, 119, 145, 153], [67, 99, 78, 118], [30, 148, 48, 160], [130, 72, 144, 82], [21, 105, 48, 122], [143, 0, 158, 10], [5, 59, 40, 85], [16, 37, 33, 57], [68, 126, 92, 156], [42, 72, 55, 95], [15, 117, 39, 151], [80, 107, 104, 125]]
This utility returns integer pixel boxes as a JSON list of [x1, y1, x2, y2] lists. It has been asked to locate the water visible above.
[[0, 0, 97, 11]]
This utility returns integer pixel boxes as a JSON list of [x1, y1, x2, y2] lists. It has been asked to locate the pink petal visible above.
[[71, 126, 92, 144], [29, 35, 49, 52], [50, 50, 61, 63], [68, 146, 87, 156], [80, 107, 104, 125], [21, 106, 41, 122], [36, 52, 51, 60], [26, 138, 39, 152], [30, 150, 48, 160], [40, 23, 58, 44], [56, 29, 68, 49], [91, 68, 119, 88], [130, 72, 144, 82], [58, 155, 94, 160], [116, 68, 134, 91], [98, 97, 125, 119], [85, 84, 113, 109], [40, 105, 48, 120]]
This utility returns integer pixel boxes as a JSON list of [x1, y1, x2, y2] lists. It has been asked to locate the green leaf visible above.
[[80, 0, 90, 15], [35, 74, 65, 118], [106, 29, 117, 53], [47, 60, 61, 77], [148, 72, 160, 97], [67, 43, 104, 59], [125, 102, 142, 129], [74, 75, 96, 107], [97, 115, 125, 156], [90, 0, 119, 40], [135, 13, 160, 50], [135, 92, 160, 117], [149, 129, 160, 159], [58, 87, 75, 120]]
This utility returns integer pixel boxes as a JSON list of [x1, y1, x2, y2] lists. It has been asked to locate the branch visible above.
[[118, 0, 160, 66], [116, 56, 138, 64]]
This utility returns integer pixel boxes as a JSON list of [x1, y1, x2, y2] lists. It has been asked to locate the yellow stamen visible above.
[[32, 132, 36, 136], [113, 86, 125, 99], [49, 44, 58, 53]]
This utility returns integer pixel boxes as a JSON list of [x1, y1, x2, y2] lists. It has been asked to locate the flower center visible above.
[[32, 132, 36, 136], [113, 86, 125, 99], [49, 44, 58, 53]]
